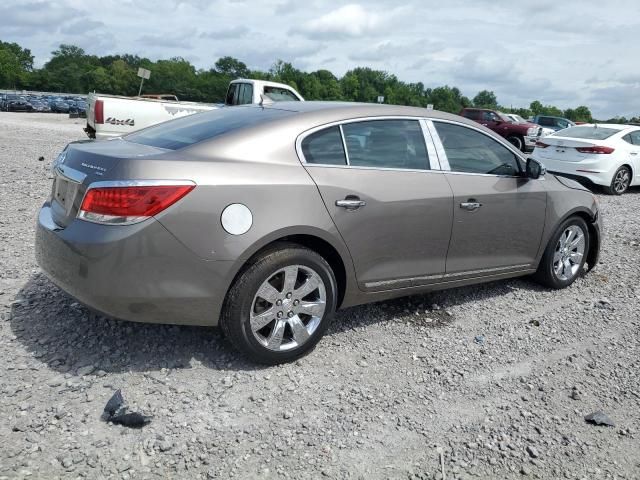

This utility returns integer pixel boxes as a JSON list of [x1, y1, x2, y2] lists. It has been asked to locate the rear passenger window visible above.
[[342, 120, 430, 170], [301, 127, 346, 165], [629, 131, 640, 145], [434, 122, 521, 176], [238, 84, 253, 105]]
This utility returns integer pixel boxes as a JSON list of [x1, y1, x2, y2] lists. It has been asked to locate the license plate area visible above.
[[52, 176, 79, 215]]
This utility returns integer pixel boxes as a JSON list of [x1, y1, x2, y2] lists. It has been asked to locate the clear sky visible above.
[[2, 0, 638, 118]]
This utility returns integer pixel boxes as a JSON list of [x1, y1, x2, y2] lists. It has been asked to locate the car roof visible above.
[[257, 101, 471, 126], [569, 123, 633, 131], [230, 78, 297, 90]]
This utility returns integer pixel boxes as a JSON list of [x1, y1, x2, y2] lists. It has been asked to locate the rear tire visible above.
[[604, 166, 631, 195], [507, 135, 524, 151], [220, 243, 337, 365], [534, 216, 590, 289]]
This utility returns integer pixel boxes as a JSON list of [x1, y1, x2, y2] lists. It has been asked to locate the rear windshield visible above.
[[553, 126, 619, 140], [126, 106, 295, 150]]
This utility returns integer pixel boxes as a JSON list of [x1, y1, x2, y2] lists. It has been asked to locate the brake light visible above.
[[78, 184, 194, 224], [535, 141, 550, 148], [94, 99, 104, 124], [575, 146, 614, 154]]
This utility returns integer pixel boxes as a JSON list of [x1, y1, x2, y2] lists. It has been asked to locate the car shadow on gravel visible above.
[[11, 272, 549, 375]]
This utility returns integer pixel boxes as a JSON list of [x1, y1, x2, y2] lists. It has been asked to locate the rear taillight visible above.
[[535, 141, 550, 148], [78, 183, 195, 225], [575, 145, 615, 154], [94, 99, 104, 124]]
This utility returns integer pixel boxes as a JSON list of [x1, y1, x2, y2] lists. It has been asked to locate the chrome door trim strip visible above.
[[363, 264, 531, 289], [364, 273, 443, 289], [444, 264, 531, 278]]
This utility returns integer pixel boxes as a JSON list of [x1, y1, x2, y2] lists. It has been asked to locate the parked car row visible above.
[[0, 93, 87, 116], [459, 107, 637, 194]]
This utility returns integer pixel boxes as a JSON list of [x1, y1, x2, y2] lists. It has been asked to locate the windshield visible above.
[[126, 106, 296, 150], [496, 112, 513, 122], [552, 126, 619, 140], [511, 114, 526, 122]]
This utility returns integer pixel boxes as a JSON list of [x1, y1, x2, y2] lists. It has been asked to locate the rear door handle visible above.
[[336, 197, 366, 210], [631, 152, 638, 156], [460, 201, 482, 211]]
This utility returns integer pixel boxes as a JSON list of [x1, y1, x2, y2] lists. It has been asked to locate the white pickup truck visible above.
[[84, 79, 304, 139]]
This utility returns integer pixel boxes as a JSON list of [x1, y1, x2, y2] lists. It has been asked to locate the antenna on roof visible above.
[[259, 94, 274, 107]]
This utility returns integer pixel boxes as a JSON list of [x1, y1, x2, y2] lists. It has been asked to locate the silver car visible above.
[[36, 103, 602, 364]]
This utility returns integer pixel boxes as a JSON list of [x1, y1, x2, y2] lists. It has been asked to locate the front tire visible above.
[[220, 243, 337, 364], [604, 166, 631, 195], [534, 216, 590, 289], [507, 135, 524, 151]]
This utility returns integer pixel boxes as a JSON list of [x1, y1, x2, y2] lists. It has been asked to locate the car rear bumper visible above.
[[533, 155, 614, 187], [35, 203, 233, 326]]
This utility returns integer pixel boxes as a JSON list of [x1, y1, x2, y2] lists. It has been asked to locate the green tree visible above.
[[0, 41, 34, 88], [530, 100, 544, 116], [215, 56, 249, 78], [473, 90, 498, 109], [572, 106, 592, 122]]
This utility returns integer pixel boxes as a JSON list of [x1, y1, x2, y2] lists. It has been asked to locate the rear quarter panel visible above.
[[116, 130, 358, 307]]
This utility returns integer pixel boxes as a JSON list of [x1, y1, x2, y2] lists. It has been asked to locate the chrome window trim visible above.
[[295, 116, 440, 172], [303, 163, 445, 174], [338, 124, 351, 166], [424, 120, 450, 171], [419, 118, 441, 170], [427, 118, 528, 178]]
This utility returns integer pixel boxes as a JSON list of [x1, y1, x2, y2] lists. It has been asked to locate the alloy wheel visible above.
[[250, 265, 326, 351], [613, 168, 630, 194], [553, 225, 586, 281]]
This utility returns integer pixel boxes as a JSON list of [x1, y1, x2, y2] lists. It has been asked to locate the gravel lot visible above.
[[1, 112, 639, 479]]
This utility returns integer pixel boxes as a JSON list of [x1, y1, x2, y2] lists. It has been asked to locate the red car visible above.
[[460, 108, 542, 152]]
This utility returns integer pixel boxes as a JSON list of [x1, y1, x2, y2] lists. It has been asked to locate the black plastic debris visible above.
[[38, 156, 44, 161], [102, 389, 152, 428], [584, 411, 615, 427], [103, 389, 124, 417], [110, 412, 152, 428]]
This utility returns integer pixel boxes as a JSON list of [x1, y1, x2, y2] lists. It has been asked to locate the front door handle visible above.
[[631, 152, 638, 156], [460, 201, 482, 211], [336, 197, 366, 210]]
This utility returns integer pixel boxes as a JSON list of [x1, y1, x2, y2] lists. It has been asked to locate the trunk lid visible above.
[[534, 136, 600, 162], [50, 138, 169, 228]]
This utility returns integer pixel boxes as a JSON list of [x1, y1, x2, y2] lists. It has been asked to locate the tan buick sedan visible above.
[[36, 102, 601, 363]]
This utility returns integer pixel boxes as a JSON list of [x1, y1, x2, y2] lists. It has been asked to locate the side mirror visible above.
[[526, 158, 546, 179]]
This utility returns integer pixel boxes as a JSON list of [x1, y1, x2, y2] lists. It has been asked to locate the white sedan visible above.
[[531, 124, 640, 195]]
